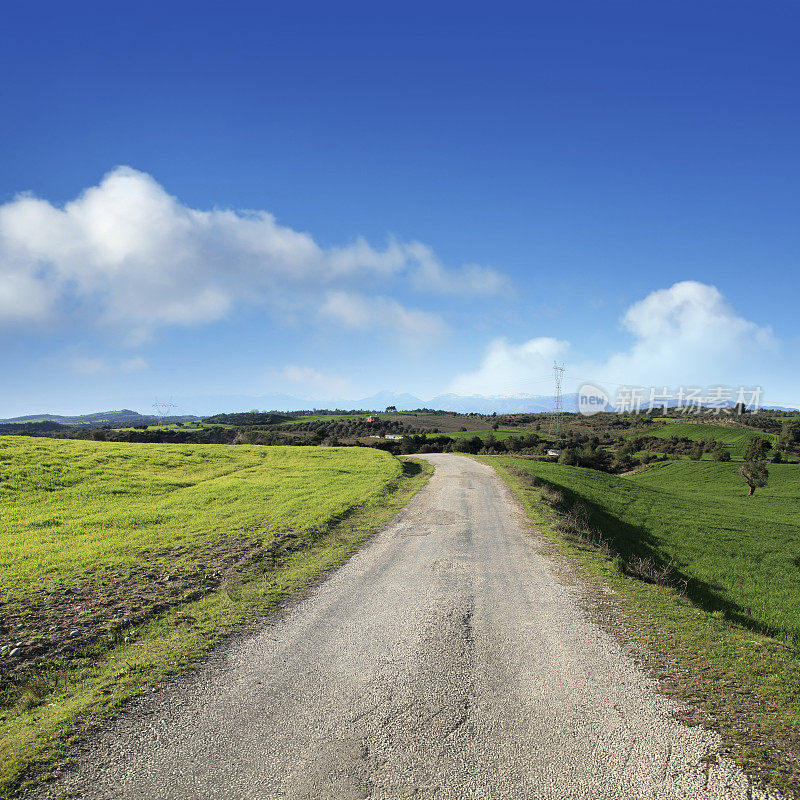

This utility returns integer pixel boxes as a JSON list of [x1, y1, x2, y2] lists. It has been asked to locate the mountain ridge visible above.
[[2, 391, 796, 424]]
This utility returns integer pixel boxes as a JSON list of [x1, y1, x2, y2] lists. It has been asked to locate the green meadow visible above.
[[111, 422, 234, 431], [280, 413, 383, 424], [0, 438, 403, 602], [635, 421, 777, 459], [484, 455, 800, 792], [489, 457, 800, 643], [0, 437, 430, 795]]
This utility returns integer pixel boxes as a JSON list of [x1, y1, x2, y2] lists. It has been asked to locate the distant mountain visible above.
[[0, 395, 564, 422], [0, 409, 199, 427], [184, 391, 565, 415], [427, 393, 566, 414], [349, 392, 426, 410], [6, 393, 791, 425], [306, 391, 566, 414]]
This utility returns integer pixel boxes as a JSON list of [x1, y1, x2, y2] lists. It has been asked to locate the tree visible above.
[[385, 405, 397, 413], [711, 443, 731, 461], [399, 437, 417, 455], [744, 436, 770, 462], [558, 447, 580, 466], [780, 420, 800, 448], [738, 460, 769, 496]]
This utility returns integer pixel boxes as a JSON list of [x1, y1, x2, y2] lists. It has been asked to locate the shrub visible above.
[[622, 555, 674, 586]]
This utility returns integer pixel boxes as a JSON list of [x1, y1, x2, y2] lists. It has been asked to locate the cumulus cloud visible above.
[[404, 241, 510, 294], [0, 167, 506, 338], [320, 291, 448, 339], [597, 281, 776, 387], [450, 281, 779, 395], [0, 271, 56, 323], [449, 336, 569, 395]]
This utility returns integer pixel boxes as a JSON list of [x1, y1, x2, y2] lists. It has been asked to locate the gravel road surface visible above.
[[28, 454, 782, 799]]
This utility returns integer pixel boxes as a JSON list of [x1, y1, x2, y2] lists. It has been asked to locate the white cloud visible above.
[[597, 281, 776, 387], [404, 241, 510, 294], [450, 281, 780, 396], [0, 167, 507, 337], [0, 271, 56, 323], [320, 291, 448, 339], [449, 336, 569, 395]]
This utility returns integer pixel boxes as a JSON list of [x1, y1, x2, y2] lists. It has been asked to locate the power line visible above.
[[549, 361, 565, 437], [152, 397, 177, 425]]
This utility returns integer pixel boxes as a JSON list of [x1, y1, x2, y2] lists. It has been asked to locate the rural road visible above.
[[30, 454, 781, 800]]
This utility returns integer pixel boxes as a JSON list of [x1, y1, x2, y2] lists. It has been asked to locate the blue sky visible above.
[[1, 1, 799, 415]]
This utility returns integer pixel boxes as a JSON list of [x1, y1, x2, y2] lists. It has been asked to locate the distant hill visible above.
[[0, 409, 199, 427], [191, 391, 569, 415], [3, 394, 795, 426]]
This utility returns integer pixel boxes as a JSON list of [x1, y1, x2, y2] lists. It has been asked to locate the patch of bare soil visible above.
[[0, 532, 309, 680]]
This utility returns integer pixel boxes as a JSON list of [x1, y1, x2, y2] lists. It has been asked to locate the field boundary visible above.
[[1, 456, 433, 798], [477, 455, 800, 798]]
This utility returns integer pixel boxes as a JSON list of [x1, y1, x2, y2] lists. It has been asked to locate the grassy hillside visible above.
[[1, 439, 402, 603], [635, 421, 777, 459], [483, 455, 800, 793], [0, 410, 198, 427], [489, 458, 800, 643], [281, 413, 382, 424], [0, 437, 429, 795]]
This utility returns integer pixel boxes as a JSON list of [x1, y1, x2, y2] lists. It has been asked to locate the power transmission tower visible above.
[[548, 361, 565, 438], [152, 397, 177, 425]]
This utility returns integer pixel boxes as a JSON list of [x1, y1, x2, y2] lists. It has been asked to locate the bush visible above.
[[623, 555, 674, 586], [712, 445, 731, 461]]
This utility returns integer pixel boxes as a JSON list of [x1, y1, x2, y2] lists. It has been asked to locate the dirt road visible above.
[[30, 454, 782, 799]]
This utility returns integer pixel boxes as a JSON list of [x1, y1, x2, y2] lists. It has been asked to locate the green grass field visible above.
[[634, 421, 777, 459], [0, 437, 430, 795], [489, 458, 800, 643], [280, 413, 386, 424], [482, 455, 800, 792], [0, 438, 403, 603]]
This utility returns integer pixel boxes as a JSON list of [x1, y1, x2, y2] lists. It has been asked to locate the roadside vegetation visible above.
[[483, 455, 800, 794], [0, 437, 431, 796]]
